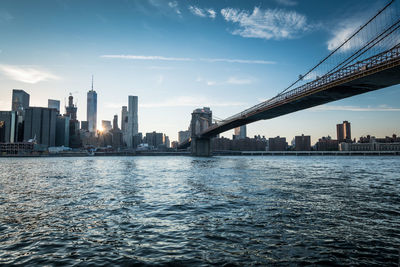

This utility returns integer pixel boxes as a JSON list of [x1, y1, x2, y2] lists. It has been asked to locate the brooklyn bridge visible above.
[[179, 0, 400, 156]]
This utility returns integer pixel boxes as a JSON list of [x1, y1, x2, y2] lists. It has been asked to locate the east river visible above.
[[0, 156, 399, 266]]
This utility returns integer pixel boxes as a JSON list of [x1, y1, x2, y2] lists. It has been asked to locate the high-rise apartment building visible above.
[[234, 125, 247, 140], [146, 131, 163, 148], [48, 99, 60, 113], [336, 121, 351, 142], [12, 89, 30, 112], [113, 115, 119, 130], [125, 96, 138, 148], [178, 130, 190, 144], [87, 77, 97, 133], [294, 134, 311, 151], [102, 120, 112, 133], [121, 106, 128, 133]]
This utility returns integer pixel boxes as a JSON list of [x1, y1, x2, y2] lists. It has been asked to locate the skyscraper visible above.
[[336, 121, 351, 142], [343, 121, 351, 141], [121, 106, 128, 133], [113, 115, 119, 130], [12, 89, 30, 112], [125, 96, 138, 148], [64, 94, 80, 148], [87, 76, 97, 133], [48, 99, 60, 113], [101, 120, 112, 133], [24, 107, 57, 146], [336, 123, 344, 142], [0, 111, 17, 143], [55, 116, 70, 147], [65, 94, 77, 120]]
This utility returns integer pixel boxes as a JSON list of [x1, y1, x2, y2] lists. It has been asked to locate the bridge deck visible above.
[[201, 45, 400, 138]]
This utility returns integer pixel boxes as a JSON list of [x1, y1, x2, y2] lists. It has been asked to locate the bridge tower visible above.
[[190, 107, 212, 157]]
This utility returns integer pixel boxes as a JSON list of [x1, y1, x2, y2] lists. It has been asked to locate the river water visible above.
[[0, 156, 399, 266]]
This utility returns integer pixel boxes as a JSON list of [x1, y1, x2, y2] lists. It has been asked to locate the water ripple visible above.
[[0, 156, 399, 266]]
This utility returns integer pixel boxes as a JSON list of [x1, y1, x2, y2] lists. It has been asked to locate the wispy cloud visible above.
[[207, 9, 217, 19], [326, 23, 363, 51], [101, 54, 275, 65], [101, 55, 192, 61], [226, 77, 252, 85], [274, 0, 297, 6], [0, 64, 59, 84], [106, 96, 246, 109], [0, 10, 13, 22], [197, 76, 253, 86], [140, 96, 246, 108], [189, 6, 217, 19], [220, 7, 310, 40], [168, 1, 181, 15], [146, 66, 174, 70], [200, 57, 275, 64], [312, 105, 400, 112]]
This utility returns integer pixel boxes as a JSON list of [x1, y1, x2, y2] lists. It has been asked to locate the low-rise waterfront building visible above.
[[268, 136, 287, 151], [315, 136, 339, 151]]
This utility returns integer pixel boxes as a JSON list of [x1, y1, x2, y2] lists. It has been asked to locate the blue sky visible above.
[[0, 0, 399, 143]]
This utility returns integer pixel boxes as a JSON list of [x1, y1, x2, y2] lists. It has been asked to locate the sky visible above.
[[0, 0, 399, 143]]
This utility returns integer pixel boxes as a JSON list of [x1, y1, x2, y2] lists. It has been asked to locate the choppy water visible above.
[[0, 156, 399, 266]]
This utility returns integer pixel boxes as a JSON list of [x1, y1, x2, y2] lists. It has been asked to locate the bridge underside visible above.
[[202, 64, 400, 138]]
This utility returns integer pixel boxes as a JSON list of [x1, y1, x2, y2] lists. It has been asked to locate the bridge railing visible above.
[[207, 45, 400, 132]]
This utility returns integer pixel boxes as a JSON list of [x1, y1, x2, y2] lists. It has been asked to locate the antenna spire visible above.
[[91, 75, 94, 91]]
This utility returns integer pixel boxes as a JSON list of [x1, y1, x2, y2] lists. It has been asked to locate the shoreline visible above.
[[0, 150, 399, 157]]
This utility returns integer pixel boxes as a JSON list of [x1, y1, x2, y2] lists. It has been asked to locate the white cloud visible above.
[[168, 1, 177, 8], [207, 9, 217, 19], [312, 105, 400, 112], [326, 23, 363, 51], [189, 6, 216, 19], [206, 81, 217, 86], [200, 57, 275, 64], [101, 54, 192, 61], [0, 64, 59, 84], [188, 6, 206, 17], [140, 96, 246, 108], [274, 0, 297, 6], [101, 55, 275, 65], [221, 7, 309, 40], [226, 77, 252, 85]]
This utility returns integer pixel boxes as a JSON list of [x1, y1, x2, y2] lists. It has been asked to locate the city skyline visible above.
[[0, 0, 399, 143]]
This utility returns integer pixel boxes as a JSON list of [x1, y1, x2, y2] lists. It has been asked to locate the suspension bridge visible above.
[[181, 0, 400, 156]]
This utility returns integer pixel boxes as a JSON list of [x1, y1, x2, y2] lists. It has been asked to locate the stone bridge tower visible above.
[[190, 107, 212, 156]]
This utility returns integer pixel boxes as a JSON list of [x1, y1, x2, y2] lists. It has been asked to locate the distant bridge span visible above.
[[201, 45, 400, 138]]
